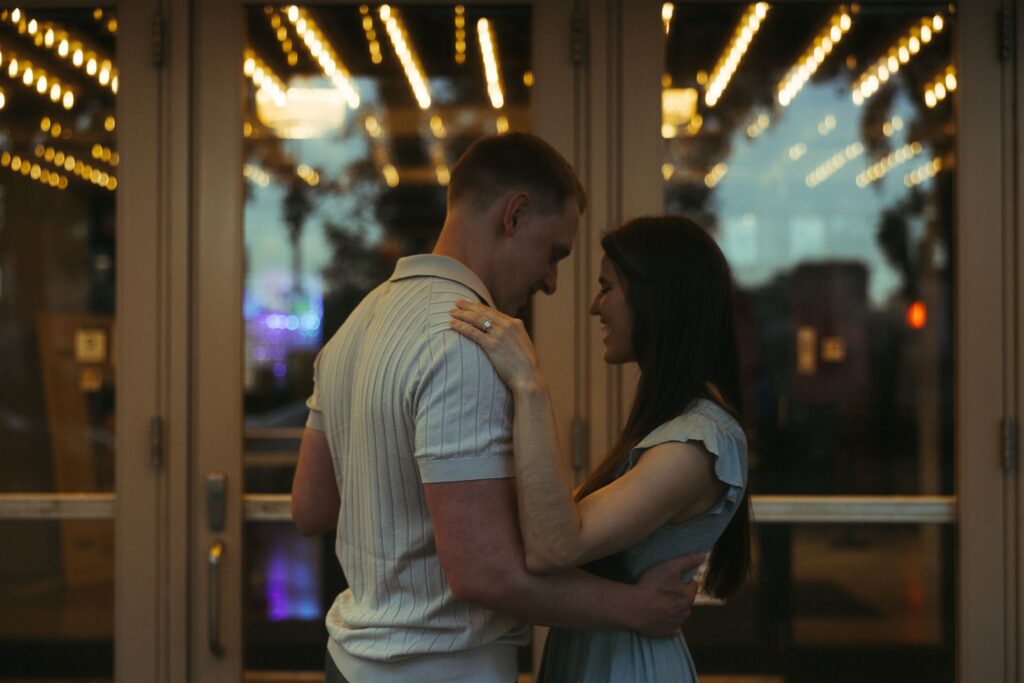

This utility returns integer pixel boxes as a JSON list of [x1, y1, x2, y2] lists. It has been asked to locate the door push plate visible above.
[[206, 472, 227, 533]]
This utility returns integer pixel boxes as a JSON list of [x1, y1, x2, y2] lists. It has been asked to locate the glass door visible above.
[[613, 1, 1010, 681], [0, 1, 166, 681], [193, 1, 581, 678]]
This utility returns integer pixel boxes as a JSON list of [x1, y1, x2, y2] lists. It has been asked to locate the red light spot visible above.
[[907, 301, 927, 329]]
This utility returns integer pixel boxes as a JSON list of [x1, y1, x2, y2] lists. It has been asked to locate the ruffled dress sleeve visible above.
[[625, 399, 748, 514]]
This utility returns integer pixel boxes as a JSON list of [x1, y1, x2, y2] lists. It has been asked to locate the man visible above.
[[292, 132, 702, 682]]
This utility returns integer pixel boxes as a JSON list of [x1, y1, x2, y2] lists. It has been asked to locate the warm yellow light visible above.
[[380, 6, 430, 109], [436, 163, 450, 186], [72, 49, 84, 67], [382, 163, 399, 187], [50, 83, 61, 101], [852, 16, 941, 106], [62, 90, 74, 109], [58, 39, 69, 56], [706, 3, 769, 107], [496, 115, 509, 134], [430, 115, 446, 138], [22, 67, 32, 85], [105, 116, 116, 132], [662, 3, 674, 35], [36, 75, 47, 93], [704, 162, 728, 188], [778, 7, 856, 107], [477, 18, 504, 109], [284, 7, 360, 108]]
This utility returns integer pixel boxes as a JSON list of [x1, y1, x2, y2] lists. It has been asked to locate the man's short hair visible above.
[[448, 132, 587, 214]]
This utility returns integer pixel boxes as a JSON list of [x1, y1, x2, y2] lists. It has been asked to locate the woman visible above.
[[450, 215, 750, 682]]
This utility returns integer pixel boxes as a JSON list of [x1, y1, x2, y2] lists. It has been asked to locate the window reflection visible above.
[[242, 4, 533, 671], [663, 3, 955, 497], [663, 4, 955, 681], [0, 8, 117, 676], [243, 4, 532, 431]]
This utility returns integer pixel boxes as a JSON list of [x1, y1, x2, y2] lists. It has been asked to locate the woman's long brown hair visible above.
[[576, 215, 751, 600]]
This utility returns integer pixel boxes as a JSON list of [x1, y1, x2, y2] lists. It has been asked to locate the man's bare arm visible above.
[[291, 427, 340, 536], [424, 477, 702, 637]]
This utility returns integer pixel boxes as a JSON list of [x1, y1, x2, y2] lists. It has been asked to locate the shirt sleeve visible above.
[[413, 326, 514, 484], [305, 351, 325, 432]]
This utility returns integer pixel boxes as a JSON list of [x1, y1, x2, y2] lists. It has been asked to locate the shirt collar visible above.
[[389, 254, 496, 307]]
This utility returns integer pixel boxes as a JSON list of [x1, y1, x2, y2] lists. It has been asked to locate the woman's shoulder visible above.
[[636, 399, 745, 450], [624, 399, 747, 502]]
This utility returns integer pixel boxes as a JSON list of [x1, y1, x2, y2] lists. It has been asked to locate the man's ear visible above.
[[500, 192, 530, 236]]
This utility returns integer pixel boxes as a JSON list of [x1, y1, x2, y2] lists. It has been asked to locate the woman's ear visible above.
[[500, 191, 530, 235]]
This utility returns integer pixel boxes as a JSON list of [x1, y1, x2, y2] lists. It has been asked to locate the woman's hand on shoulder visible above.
[[449, 299, 544, 392]]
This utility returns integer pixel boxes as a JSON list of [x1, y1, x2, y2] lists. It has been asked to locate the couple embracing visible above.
[[292, 132, 750, 683]]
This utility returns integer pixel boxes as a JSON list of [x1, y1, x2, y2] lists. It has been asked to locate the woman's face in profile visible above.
[[589, 255, 634, 364]]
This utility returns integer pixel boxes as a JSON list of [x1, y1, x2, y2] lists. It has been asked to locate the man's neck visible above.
[[433, 218, 497, 296]]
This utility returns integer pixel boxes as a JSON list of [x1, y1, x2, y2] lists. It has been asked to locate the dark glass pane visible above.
[[0, 8, 116, 675], [241, 4, 533, 671], [663, 3, 955, 497], [0, 520, 113, 679], [688, 523, 954, 683], [662, 5, 956, 680], [0, 7, 118, 495]]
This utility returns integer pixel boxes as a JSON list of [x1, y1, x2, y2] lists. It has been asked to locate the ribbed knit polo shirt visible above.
[[306, 254, 528, 681]]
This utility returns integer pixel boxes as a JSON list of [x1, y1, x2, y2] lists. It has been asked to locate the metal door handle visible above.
[[208, 540, 224, 656]]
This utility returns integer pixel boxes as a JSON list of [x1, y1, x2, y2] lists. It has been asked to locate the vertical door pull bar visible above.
[[208, 540, 225, 656]]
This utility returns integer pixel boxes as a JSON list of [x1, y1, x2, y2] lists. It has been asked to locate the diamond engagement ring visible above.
[[482, 320, 493, 333]]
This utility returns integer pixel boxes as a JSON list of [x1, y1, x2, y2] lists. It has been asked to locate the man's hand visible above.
[[630, 552, 706, 637]]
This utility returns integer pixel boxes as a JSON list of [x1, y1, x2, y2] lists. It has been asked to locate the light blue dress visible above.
[[536, 399, 748, 683]]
